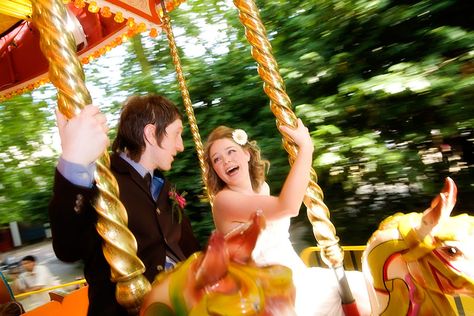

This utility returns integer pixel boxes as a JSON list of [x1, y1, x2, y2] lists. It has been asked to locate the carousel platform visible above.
[[2, 246, 472, 315]]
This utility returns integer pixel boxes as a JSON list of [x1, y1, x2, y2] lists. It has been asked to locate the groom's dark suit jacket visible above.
[[48, 153, 200, 316]]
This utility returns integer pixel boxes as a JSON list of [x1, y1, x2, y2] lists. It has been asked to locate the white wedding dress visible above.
[[252, 217, 370, 316]]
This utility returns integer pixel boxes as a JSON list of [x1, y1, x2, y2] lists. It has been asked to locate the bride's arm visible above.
[[277, 118, 314, 215]]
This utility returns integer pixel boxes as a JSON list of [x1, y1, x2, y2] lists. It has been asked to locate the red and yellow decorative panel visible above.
[[0, 0, 186, 100]]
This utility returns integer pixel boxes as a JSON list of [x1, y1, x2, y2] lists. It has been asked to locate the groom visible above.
[[48, 94, 201, 316]]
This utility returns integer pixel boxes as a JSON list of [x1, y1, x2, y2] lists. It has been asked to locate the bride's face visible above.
[[210, 138, 251, 187]]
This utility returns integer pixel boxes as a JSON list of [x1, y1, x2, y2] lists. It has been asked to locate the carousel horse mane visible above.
[[140, 212, 296, 316], [362, 177, 474, 316]]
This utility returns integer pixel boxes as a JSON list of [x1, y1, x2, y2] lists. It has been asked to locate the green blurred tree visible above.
[[99, 0, 473, 246], [258, 0, 474, 243], [0, 93, 56, 225]]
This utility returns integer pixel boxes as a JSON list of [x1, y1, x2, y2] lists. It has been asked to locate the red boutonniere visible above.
[[169, 186, 187, 223]]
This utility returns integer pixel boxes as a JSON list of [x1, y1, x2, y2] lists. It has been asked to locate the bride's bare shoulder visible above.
[[213, 189, 239, 208], [214, 189, 237, 199]]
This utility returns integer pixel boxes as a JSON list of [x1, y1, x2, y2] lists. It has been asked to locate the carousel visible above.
[[0, 0, 473, 315]]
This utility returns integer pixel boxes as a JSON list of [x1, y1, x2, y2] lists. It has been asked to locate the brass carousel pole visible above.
[[158, 1, 210, 202], [31, 0, 150, 313], [232, 0, 357, 307]]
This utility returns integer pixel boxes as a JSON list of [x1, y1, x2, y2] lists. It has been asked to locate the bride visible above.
[[203, 120, 370, 316]]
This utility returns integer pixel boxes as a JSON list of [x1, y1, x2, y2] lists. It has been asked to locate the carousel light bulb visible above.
[[137, 23, 146, 33], [149, 28, 158, 38], [101, 7, 112, 18], [127, 17, 135, 28], [74, 0, 85, 9], [88, 1, 99, 13], [114, 12, 124, 23]]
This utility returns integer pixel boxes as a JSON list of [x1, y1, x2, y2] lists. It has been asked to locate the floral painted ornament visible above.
[[232, 129, 248, 146], [140, 212, 296, 316], [169, 186, 186, 223]]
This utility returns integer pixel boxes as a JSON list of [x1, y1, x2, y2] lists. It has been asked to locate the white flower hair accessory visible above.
[[232, 129, 248, 146]]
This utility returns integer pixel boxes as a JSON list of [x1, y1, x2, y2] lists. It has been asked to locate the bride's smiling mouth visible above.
[[226, 166, 239, 175]]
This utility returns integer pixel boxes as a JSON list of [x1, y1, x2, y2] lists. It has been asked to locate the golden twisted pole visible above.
[[233, 0, 356, 304], [31, 1, 150, 313], [159, 4, 210, 202]]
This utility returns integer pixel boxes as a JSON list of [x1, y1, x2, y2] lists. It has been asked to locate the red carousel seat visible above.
[[20, 300, 61, 316], [0, 272, 14, 304], [22, 286, 88, 316]]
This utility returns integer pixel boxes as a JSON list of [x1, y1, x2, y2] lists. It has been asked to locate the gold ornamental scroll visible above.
[[232, 0, 356, 305], [31, 0, 150, 314], [159, 3, 210, 202]]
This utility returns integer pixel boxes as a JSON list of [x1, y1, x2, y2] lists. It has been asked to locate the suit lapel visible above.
[[111, 154, 152, 200], [111, 153, 186, 261], [156, 178, 186, 261]]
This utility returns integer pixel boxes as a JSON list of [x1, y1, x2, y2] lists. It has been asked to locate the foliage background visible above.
[[0, 0, 472, 249]]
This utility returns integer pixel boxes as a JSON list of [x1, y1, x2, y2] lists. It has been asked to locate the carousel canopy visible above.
[[0, 0, 185, 101]]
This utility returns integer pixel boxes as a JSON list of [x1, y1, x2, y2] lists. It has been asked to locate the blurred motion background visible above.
[[0, 0, 473, 252]]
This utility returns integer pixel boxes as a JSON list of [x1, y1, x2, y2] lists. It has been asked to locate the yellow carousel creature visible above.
[[362, 177, 474, 315]]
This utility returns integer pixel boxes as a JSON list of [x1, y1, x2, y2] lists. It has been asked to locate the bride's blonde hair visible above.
[[204, 126, 270, 197]]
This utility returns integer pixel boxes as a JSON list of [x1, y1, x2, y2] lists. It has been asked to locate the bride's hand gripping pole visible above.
[[232, 0, 358, 312], [31, 0, 150, 313]]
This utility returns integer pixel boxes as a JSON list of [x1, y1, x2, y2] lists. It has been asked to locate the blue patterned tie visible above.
[[151, 176, 164, 201]]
